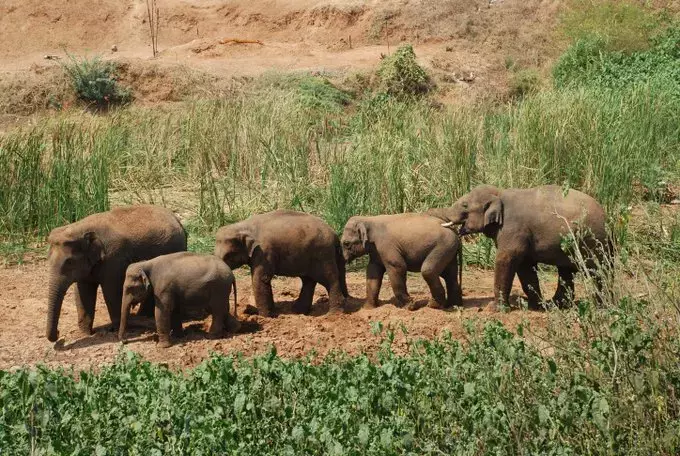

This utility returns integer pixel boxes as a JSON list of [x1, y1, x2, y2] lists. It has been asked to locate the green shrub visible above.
[[1, 299, 678, 454], [559, 0, 664, 53], [61, 55, 131, 107], [376, 45, 432, 98], [509, 68, 542, 99], [553, 21, 680, 94], [297, 76, 352, 112]]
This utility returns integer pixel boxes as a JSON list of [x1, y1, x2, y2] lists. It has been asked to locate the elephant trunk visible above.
[[427, 207, 462, 224], [46, 275, 71, 342], [118, 295, 134, 341]]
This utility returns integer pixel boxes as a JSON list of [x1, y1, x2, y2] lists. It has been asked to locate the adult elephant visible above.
[[429, 185, 611, 310], [45, 205, 187, 342], [214, 210, 348, 317]]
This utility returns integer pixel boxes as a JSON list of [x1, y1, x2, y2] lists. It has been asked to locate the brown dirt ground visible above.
[[0, 262, 552, 371]]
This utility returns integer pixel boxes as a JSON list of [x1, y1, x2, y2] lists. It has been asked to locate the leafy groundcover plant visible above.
[[1, 298, 678, 455]]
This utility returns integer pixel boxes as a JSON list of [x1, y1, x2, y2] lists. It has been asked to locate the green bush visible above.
[[376, 45, 432, 98], [553, 24, 680, 94], [1, 299, 678, 454], [509, 68, 542, 99], [61, 55, 131, 107], [559, 0, 664, 53]]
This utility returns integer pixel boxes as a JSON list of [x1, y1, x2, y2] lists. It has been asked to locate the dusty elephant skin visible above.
[[214, 210, 348, 317], [341, 213, 463, 310], [119, 252, 239, 349], [429, 185, 611, 310], [45, 205, 187, 342]]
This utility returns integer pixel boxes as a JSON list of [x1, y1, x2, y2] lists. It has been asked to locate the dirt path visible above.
[[0, 261, 550, 371]]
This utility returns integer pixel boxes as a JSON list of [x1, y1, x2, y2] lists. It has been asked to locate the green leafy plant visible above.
[[509, 68, 542, 99], [60, 54, 131, 108], [376, 45, 432, 98], [1, 297, 679, 454]]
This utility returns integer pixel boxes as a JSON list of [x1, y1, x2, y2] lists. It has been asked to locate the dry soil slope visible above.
[[1, 0, 560, 71]]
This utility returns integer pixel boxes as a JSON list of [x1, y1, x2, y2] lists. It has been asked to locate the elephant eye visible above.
[[462, 202, 469, 209]]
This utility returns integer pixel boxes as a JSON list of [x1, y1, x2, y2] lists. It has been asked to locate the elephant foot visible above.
[[395, 297, 413, 309], [226, 317, 242, 333], [327, 305, 345, 315], [292, 301, 312, 315], [157, 338, 172, 349], [258, 307, 278, 318], [484, 301, 500, 312], [429, 299, 449, 310], [406, 301, 420, 311], [363, 301, 379, 310]]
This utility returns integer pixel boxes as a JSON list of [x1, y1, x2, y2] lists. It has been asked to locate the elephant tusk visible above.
[[441, 222, 454, 228]]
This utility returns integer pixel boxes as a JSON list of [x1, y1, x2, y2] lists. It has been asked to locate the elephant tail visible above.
[[335, 241, 349, 297], [457, 243, 463, 290], [231, 279, 238, 320]]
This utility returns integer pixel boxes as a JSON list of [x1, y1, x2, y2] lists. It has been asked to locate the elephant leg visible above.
[[137, 293, 156, 318], [441, 261, 463, 309], [208, 296, 226, 338], [385, 261, 410, 308], [516, 263, 542, 310], [552, 267, 575, 308], [75, 281, 98, 336], [323, 279, 345, 315], [101, 275, 125, 331], [292, 277, 316, 314], [421, 258, 447, 311], [365, 262, 385, 309], [154, 298, 173, 348], [171, 305, 184, 338], [493, 251, 520, 311], [252, 269, 276, 318]]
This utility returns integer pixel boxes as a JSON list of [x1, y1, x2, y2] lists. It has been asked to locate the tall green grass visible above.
[[1, 79, 678, 243]]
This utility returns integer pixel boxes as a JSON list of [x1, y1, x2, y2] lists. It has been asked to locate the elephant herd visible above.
[[44, 184, 612, 348]]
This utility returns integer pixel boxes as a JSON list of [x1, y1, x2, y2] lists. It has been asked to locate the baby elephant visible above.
[[342, 213, 463, 310], [119, 252, 239, 348]]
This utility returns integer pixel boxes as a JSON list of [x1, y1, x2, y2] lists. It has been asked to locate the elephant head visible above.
[[45, 227, 105, 342], [340, 217, 369, 263], [214, 225, 259, 269], [430, 185, 503, 236], [118, 264, 151, 341]]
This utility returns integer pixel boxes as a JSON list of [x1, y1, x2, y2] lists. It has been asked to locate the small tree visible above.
[[376, 44, 432, 98]]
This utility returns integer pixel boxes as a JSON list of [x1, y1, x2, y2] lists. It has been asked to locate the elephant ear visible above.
[[139, 268, 151, 290], [241, 233, 260, 258], [83, 231, 105, 265], [357, 222, 369, 248], [483, 196, 503, 228]]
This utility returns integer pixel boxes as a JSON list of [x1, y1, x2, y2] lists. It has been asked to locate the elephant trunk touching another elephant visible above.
[[429, 184, 611, 310]]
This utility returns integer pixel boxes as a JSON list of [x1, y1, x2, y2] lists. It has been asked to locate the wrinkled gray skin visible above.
[[429, 185, 610, 310], [119, 252, 239, 348], [45, 205, 187, 342], [342, 213, 463, 310], [214, 210, 348, 317]]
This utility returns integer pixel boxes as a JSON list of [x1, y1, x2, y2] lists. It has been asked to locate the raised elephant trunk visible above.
[[46, 275, 71, 342]]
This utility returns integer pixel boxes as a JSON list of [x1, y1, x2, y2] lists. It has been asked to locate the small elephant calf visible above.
[[341, 213, 463, 310], [119, 252, 239, 348]]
